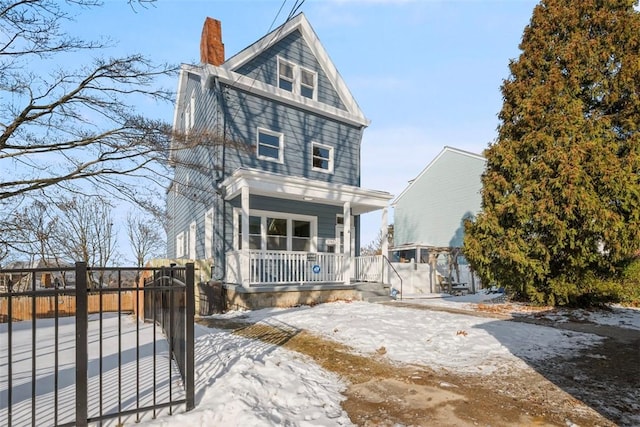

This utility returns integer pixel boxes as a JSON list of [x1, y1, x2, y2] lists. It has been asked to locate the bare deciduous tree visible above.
[[360, 225, 394, 256], [126, 212, 165, 267], [53, 195, 117, 285], [0, 0, 177, 206], [7, 199, 61, 266]]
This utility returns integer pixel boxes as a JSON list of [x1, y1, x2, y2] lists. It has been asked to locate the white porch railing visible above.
[[225, 252, 386, 286], [353, 255, 384, 282], [225, 251, 346, 286]]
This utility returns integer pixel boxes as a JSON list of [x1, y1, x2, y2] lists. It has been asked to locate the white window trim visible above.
[[176, 232, 185, 258], [204, 208, 214, 259], [184, 90, 195, 135], [189, 221, 196, 259], [256, 127, 284, 163], [189, 91, 195, 129], [276, 56, 318, 101], [310, 141, 334, 174], [233, 208, 317, 252], [277, 57, 295, 91], [299, 66, 317, 101]]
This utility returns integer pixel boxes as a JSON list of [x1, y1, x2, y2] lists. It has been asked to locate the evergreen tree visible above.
[[464, 0, 640, 305]]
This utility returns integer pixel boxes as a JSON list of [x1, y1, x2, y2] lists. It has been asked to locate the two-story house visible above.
[[166, 14, 393, 308]]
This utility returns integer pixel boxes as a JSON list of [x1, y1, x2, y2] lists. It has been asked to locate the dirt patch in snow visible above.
[[199, 317, 615, 427]]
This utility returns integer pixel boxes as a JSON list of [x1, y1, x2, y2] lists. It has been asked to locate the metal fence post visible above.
[[185, 263, 195, 411], [75, 262, 88, 427]]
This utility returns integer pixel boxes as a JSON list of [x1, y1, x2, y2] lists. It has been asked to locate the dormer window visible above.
[[277, 57, 317, 100]]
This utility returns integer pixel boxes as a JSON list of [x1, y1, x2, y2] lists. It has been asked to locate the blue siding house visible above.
[[166, 14, 392, 304]]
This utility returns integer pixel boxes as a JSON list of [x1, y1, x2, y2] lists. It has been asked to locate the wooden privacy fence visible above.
[[0, 292, 135, 321]]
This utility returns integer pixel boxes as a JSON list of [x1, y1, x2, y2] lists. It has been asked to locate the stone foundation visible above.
[[223, 284, 361, 311]]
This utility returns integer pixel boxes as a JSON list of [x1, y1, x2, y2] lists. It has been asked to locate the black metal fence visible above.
[[0, 262, 195, 427]]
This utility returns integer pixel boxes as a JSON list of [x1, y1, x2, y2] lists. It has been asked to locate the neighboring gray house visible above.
[[166, 14, 392, 306], [390, 146, 486, 291]]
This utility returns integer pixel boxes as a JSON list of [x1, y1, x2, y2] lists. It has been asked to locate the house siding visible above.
[[220, 85, 361, 186], [394, 150, 485, 248], [234, 30, 346, 111], [167, 71, 221, 260]]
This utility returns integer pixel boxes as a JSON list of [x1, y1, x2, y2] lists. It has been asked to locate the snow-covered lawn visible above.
[[0, 314, 182, 426], [2, 293, 639, 426], [140, 295, 640, 426]]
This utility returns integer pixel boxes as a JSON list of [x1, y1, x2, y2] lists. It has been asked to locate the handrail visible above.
[[382, 255, 403, 300]]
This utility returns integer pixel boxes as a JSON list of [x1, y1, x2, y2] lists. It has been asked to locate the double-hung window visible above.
[[238, 215, 262, 250], [277, 57, 317, 100], [176, 232, 185, 258], [184, 91, 195, 135], [292, 220, 311, 251], [188, 221, 196, 259], [266, 218, 287, 250], [204, 208, 214, 259], [278, 59, 295, 92], [300, 68, 316, 99], [257, 128, 283, 163], [311, 142, 334, 173]]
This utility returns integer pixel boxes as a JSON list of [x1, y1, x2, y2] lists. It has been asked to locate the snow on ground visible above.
[[0, 314, 179, 427], [138, 324, 351, 427], [142, 298, 611, 426], [4, 293, 639, 426], [220, 300, 603, 375], [401, 290, 640, 330]]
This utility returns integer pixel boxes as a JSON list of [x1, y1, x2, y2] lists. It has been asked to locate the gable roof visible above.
[[175, 13, 368, 128], [392, 146, 486, 206]]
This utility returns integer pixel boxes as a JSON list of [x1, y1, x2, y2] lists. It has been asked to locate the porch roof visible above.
[[221, 168, 393, 215]]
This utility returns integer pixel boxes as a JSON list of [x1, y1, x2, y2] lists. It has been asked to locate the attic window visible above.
[[278, 59, 295, 92], [277, 57, 317, 100], [300, 68, 316, 99]]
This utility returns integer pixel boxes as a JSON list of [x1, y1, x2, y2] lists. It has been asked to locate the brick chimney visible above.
[[200, 17, 224, 66]]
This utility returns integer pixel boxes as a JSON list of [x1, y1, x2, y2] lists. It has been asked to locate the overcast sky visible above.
[[68, 0, 540, 258]]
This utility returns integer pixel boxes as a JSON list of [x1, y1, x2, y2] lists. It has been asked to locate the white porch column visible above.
[[380, 206, 389, 284], [241, 186, 250, 287], [343, 202, 351, 285], [380, 206, 389, 256]]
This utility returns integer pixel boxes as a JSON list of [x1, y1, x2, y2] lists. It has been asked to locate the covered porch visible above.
[[221, 168, 393, 287]]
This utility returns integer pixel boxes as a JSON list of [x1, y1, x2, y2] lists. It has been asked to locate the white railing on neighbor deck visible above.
[[226, 251, 346, 286], [353, 255, 384, 282]]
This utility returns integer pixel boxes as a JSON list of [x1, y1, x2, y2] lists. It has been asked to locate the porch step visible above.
[[355, 282, 394, 303]]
